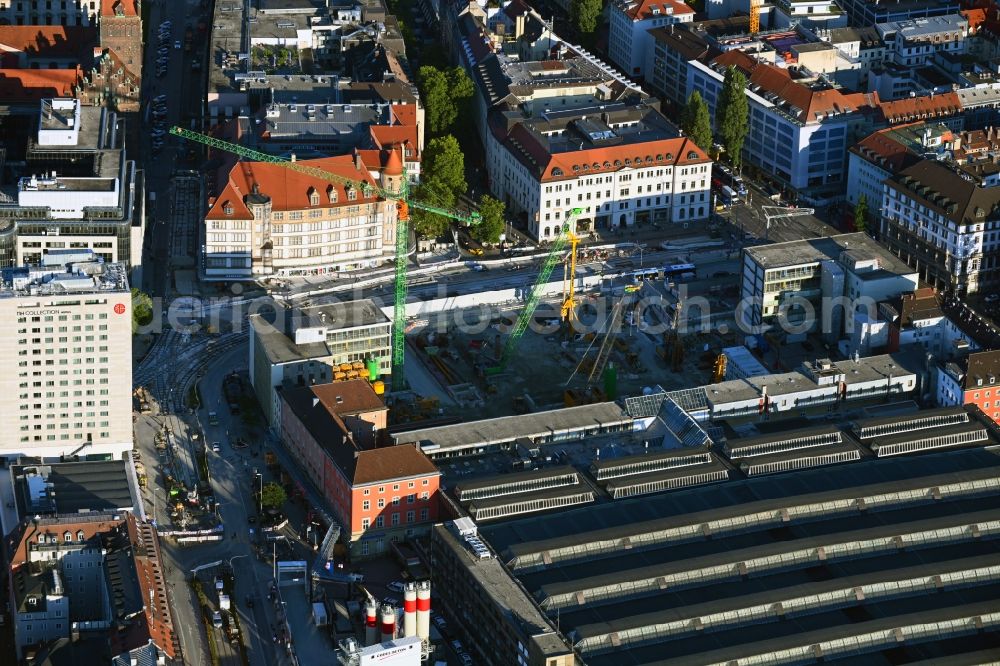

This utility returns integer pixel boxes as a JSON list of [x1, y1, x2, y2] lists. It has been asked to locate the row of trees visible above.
[[679, 66, 750, 168], [412, 65, 506, 243]]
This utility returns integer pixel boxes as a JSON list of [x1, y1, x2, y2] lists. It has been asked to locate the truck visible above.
[[219, 594, 230, 611]]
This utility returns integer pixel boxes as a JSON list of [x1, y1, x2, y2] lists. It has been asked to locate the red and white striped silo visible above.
[[416, 580, 431, 641]]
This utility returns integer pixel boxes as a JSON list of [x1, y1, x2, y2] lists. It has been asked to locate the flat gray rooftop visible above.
[[745, 232, 915, 275], [296, 298, 390, 331], [393, 402, 632, 452], [433, 523, 554, 632], [474, 448, 1000, 666], [250, 314, 329, 364]]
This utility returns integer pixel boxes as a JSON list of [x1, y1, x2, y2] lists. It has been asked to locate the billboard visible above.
[[358, 636, 422, 666]]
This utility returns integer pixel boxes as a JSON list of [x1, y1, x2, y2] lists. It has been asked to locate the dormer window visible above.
[[327, 185, 337, 203], [552, 167, 564, 176], [347, 188, 358, 201], [63, 531, 72, 543], [308, 187, 319, 206], [76, 530, 84, 542], [223, 201, 233, 216], [27, 597, 37, 606]]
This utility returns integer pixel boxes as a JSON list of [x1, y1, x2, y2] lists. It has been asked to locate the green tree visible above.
[[854, 194, 869, 233], [131, 288, 153, 332], [423, 135, 467, 199], [260, 482, 287, 510], [680, 91, 713, 153], [473, 195, 505, 244], [570, 0, 603, 35], [716, 66, 750, 169], [410, 180, 454, 238], [418, 66, 474, 136]]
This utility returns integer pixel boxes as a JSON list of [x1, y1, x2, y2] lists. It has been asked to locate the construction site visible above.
[[397, 242, 744, 421]]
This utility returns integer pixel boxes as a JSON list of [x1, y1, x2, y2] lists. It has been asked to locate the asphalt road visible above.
[[721, 183, 840, 245], [140, 0, 208, 297]]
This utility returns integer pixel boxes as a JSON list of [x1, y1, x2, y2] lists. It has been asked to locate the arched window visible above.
[[308, 187, 319, 206], [64, 531, 72, 542]]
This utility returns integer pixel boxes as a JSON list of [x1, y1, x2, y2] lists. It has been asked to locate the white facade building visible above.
[[0, 99, 144, 275], [487, 108, 712, 239], [0, 252, 132, 460], [877, 14, 968, 67], [687, 50, 874, 199], [607, 0, 694, 78], [203, 153, 402, 280], [880, 159, 1000, 295], [741, 233, 920, 340]]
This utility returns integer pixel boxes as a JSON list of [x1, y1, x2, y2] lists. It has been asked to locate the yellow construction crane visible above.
[[712, 353, 728, 383], [560, 231, 581, 324], [750, 0, 761, 34]]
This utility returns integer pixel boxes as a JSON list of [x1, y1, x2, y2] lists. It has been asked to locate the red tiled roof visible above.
[[879, 92, 962, 124], [506, 123, 711, 182], [0, 67, 80, 101], [389, 103, 416, 127], [370, 124, 418, 151], [118, 517, 178, 659], [0, 25, 94, 57], [962, 8, 987, 33], [101, 0, 139, 17], [712, 50, 878, 123], [850, 122, 925, 173], [621, 0, 694, 21], [206, 155, 382, 220], [353, 444, 439, 485]]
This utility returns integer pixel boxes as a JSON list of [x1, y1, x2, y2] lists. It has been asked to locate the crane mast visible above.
[[169, 127, 481, 392]]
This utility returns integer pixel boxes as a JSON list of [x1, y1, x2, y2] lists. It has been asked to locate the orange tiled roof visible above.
[[962, 8, 987, 33], [389, 103, 416, 126], [0, 67, 80, 101], [879, 92, 962, 124], [622, 0, 694, 20], [850, 122, 925, 172], [101, 0, 139, 17], [507, 122, 710, 182], [712, 50, 878, 123], [0, 25, 94, 57], [207, 155, 382, 220]]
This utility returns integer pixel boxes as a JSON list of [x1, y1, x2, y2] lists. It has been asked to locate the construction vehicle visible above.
[[169, 127, 482, 393], [486, 209, 583, 375]]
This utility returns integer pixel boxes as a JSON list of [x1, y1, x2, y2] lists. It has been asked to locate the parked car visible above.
[[382, 597, 399, 607], [212, 442, 221, 453], [212, 611, 223, 628], [386, 581, 406, 593]]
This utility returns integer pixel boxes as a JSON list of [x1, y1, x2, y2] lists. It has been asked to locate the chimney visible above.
[[354, 150, 363, 171], [403, 583, 417, 637], [364, 598, 378, 646], [416, 581, 431, 642], [379, 603, 396, 642], [515, 14, 525, 40]]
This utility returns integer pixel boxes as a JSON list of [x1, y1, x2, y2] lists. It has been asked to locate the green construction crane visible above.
[[169, 126, 480, 392], [487, 208, 583, 375]]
